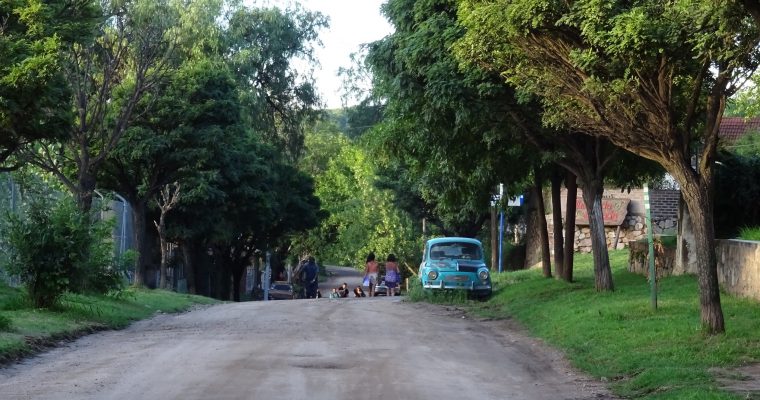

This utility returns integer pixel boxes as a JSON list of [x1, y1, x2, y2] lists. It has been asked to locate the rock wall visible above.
[[547, 213, 678, 254], [629, 239, 760, 302], [524, 188, 681, 266], [716, 239, 760, 302]]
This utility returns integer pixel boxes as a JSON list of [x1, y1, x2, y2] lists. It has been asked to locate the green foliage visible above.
[[1, 195, 124, 308], [730, 131, 760, 158], [725, 73, 760, 118], [362, 0, 535, 236], [0, 314, 11, 332], [738, 226, 760, 241], [225, 4, 327, 161], [301, 127, 419, 268], [407, 276, 469, 304], [0, 283, 217, 358], [0, 0, 99, 167]]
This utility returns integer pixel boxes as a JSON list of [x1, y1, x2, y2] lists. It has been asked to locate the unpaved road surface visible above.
[[0, 267, 614, 400]]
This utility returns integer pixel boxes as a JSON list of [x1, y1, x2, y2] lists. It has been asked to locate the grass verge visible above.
[[738, 226, 760, 241], [0, 285, 218, 364], [411, 250, 760, 399]]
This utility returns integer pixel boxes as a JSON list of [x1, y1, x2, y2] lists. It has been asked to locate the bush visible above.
[[738, 226, 760, 241], [0, 314, 12, 331], [1, 196, 125, 308]]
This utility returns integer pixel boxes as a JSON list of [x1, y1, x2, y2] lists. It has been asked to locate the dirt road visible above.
[[0, 267, 613, 400]]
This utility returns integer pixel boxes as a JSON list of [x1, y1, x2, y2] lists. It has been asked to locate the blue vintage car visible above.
[[419, 237, 492, 297]]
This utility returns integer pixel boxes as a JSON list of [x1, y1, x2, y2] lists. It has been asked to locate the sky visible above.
[[261, 0, 394, 109]]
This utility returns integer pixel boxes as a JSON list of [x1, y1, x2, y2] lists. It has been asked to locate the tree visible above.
[[154, 182, 180, 289], [224, 5, 327, 162], [362, 0, 536, 242], [457, 0, 760, 333], [2, 193, 122, 308], [22, 0, 178, 212], [0, 0, 99, 169], [100, 58, 241, 287]]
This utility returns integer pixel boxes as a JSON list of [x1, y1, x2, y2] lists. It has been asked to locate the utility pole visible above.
[[263, 251, 272, 301], [491, 205, 497, 271], [497, 184, 505, 273]]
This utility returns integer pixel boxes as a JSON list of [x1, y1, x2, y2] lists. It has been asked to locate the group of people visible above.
[[363, 252, 400, 297], [328, 282, 366, 298], [299, 251, 401, 299]]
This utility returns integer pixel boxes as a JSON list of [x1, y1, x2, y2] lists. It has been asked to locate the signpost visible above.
[[643, 184, 657, 310], [491, 184, 524, 273], [263, 251, 272, 301]]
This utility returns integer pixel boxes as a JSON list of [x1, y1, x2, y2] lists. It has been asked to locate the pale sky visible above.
[[259, 0, 394, 109]]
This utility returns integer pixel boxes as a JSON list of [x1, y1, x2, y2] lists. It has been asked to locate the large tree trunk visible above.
[[680, 174, 725, 333], [579, 176, 613, 291], [77, 168, 97, 213], [131, 200, 150, 287], [551, 168, 564, 278], [181, 242, 197, 294], [534, 171, 552, 278], [563, 171, 577, 282], [231, 262, 245, 302]]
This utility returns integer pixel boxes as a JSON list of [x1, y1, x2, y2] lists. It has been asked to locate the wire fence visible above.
[[0, 173, 136, 287]]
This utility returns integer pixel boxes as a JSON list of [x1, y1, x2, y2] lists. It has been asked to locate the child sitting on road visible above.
[[354, 286, 366, 297]]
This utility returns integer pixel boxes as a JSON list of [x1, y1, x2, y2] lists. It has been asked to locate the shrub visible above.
[[738, 226, 760, 241], [0, 314, 11, 331], [1, 196, 125, 308]]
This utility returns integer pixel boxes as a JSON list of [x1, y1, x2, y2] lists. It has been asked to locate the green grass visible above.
[[738, 226, 760, 241], [407, 277, 469, 304], [419, 250, 760, 399], [0, 285, 218, 361]]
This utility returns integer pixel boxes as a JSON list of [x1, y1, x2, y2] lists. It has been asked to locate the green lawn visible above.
[[0, 285, 218, 362], [422, 250, 760, 399]]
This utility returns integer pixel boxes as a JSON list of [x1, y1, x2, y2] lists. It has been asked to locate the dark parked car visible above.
[[419, 237, 492, 298], [374, 279, 388, 296], [268, 281, 295, 300]]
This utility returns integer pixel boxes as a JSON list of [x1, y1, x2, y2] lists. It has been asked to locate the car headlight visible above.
[[427, 270, 439, 281], [478, 270, 489, 281]]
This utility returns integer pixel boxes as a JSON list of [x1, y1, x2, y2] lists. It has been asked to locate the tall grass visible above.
[[738, 226, 760, 241], [420, 250, 760, 399]]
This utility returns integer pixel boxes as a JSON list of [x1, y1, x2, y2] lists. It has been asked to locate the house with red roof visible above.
[[719, 116, 760, 143]]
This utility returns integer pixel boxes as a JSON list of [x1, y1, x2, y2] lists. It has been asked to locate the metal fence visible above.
[[0, 173, 136, 286]]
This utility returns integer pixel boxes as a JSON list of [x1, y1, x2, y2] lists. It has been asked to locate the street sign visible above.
[[507, 195, 524, 207]]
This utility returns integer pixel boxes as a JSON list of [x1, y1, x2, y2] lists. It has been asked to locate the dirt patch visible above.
[[712, 364, 760, 398]]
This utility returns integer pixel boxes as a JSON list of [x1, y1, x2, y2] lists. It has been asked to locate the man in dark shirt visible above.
[[302, 256, 319, 299]]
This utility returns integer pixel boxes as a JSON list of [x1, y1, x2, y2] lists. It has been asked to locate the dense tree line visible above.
[[1, 0, 326, 302], [348, 0, 760, 334]]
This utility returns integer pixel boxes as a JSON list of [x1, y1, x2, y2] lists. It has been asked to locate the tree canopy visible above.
[[456, 0, 760, 333]]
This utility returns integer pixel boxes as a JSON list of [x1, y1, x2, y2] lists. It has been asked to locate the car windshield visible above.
[[429, 242, 483, 260], [272, 284, 291, 291]]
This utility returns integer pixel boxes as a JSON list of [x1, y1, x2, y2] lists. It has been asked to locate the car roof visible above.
[[426, 237, 482, 247]]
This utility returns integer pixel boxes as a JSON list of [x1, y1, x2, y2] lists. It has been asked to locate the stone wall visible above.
[[716, 240, 760, 302], [628, 239, 760, 302], [545, 188, 680, 253]]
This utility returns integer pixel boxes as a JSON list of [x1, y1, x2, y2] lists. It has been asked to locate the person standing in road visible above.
[[385, 253, 400, 296], [302, 256, 319, 298], [364, 252, 379, 297]]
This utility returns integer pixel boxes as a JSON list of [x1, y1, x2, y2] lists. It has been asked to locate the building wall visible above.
[[629, 239, 760, 302], [545, 188, 680, 254], [524, 187, 681, 267]]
